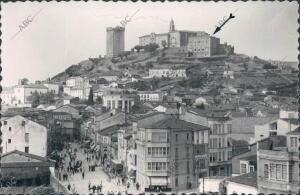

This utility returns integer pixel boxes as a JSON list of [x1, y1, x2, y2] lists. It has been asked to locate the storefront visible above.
[[145, 177, 171, 192]]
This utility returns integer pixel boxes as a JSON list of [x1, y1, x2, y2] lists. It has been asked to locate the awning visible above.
[[128, 170, 136, 178], [150, 177, 168, 185]]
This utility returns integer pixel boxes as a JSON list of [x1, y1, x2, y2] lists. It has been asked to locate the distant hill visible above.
[[50, 49, 295, 84]]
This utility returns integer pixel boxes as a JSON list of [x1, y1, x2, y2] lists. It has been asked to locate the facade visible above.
[[179, 107, 233, 178], [257, 131, 300, 194], [253, 109, 298, 143], [64, 77, 91, 99], [106, 26, 125, 57], [139, 19, 231, 57], [187, 32, 220, 57], [102, 89, 137, 113], [1, 150, 52, 186], [135, 114, 210, 192], [0, 115, 48, 157], [149, 65, 187, 78], [137, 91, 164, 102], [1, 84, 49, 106], [43, 83, 60, 94]]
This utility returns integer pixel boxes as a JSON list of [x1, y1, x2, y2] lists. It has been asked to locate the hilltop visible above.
[[50, 48, 298, 93]]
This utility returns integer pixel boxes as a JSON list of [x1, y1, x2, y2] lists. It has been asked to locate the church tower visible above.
[[169, 19, 175, 32]]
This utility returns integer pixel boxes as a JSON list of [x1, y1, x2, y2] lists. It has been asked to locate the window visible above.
[[276, 164, 281, 180], [227, 124, 232, 133], [249, 165, 254, 173], [282, 165, 287, 180], [25, 147, 29, 153], [241, 163, 248, 174], [290, 137, 297, 147], [25, 133, 29, 143], [264, 164, 269, 179], [270, 163, 276, 179], [187, 133, 189, 140], [148, 148, 151, 155], [8, 139, 11, 143], [175, 148, 178, 157]]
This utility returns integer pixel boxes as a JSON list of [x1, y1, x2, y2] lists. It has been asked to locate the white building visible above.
[[149, 65, 187, 78], [137, 91, 163, 102], [1, 84, 49, 107], [252, 109, 299, 143], [1, 115, 48, 157], [66, 76, 85, 87], [102, 89, 137, 113], [43, 83, 60, 94], [64, 76, 91, 99]]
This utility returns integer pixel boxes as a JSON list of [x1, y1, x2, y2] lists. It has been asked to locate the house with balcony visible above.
[[135, 113, 209, 192], [257, 132, 300, 194]]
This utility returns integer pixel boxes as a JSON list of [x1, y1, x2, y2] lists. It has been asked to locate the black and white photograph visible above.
[[0, 1, 299, 195]]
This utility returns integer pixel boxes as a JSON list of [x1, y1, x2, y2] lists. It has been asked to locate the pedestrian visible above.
[[82, 171, 85, 179], [67, 183, 71, 191], [96, 185, 100, 193], [88, 181, 91, 191], [99, 184, 102, 192], [92, 185, 96, 193]]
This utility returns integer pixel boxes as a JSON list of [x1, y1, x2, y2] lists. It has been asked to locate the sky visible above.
[[1, 1, 299, 86]]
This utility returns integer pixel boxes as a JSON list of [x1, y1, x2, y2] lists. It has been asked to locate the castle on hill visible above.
[[139, 19, 233, 57]]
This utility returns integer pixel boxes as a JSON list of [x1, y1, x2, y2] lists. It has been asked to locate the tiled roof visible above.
[[227, 172, 257, 188], [238, 154, 257, 162], [144, 118, 209, 131]]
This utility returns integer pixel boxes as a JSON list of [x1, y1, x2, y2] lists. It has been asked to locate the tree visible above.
[[144, 43, 159, 53], [19, 78, 29, 85], [134, 45, 144, 53], [87, 88, 94, 105]]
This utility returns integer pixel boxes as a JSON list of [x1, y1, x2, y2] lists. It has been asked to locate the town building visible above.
[[63, 76, 91, 99], [98, 71, 121, 82], [187, 32, 220, 57], [106, 26, 125, 57], [1, 84, 49, 107], [43, 83, 60, 94], [149, 65, 187, 78], [139, 19, 232, 57], [257, 131, 300, 194], [179, 107, 233, 178], [135, 113, 210, 192], [102, 89, 137, 113], [1, 150, 53, 186], [252, 109, 299, 143], [0, 115, 48, 157], [137, 91, 164, 102]]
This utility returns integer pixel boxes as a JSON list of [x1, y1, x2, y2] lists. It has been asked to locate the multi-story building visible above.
[[139, 19, 233, 56], [135, 113, 210, 192], [257, 128, 300, 194], [106, 26, 125, 57], [252, 109, 299, 143], [64, 76, 91, 99], [102, 89, 137, 113], [187, 32, 220, 57], [149, 65, 187, 78], [179, 107, 233, 178], [137, 91, 164, 102], [1, 84, 49, 107], [0, 115, 48, 157]]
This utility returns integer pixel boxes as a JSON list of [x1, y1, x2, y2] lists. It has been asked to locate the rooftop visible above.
[[227, 172, 257, 188], [144, 117, 209, 131]]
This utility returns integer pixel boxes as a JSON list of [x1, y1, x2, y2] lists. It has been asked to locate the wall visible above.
[[227, 182, 258, 195], [1, 115, 48, 157]]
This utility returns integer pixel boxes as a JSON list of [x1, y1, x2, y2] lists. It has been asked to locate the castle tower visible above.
[[106, 26, 125, 57], [169, 19, 175, 32]]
